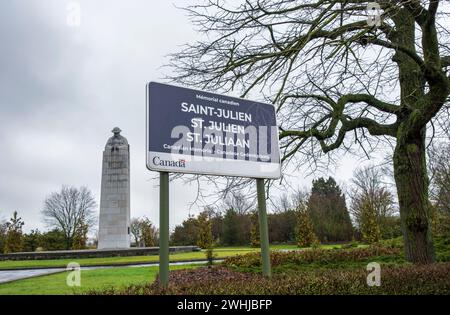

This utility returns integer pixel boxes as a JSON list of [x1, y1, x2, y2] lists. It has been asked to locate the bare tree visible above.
[[129, 217, 159, 247], [42, 186, 97, 250], [223, 191, 254, 215], [272, 188, 310, 213], [272, 193, 292, 213], [350, 165, 397, 237], [169, 0, 450, 263], [130, 218, 143, 246], [290, 188, 310, 209], [351, 166, 397, 220]]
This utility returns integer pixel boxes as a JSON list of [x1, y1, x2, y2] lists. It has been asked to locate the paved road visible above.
[[0, 268, 65, 284], [0, 260, 220, 284]]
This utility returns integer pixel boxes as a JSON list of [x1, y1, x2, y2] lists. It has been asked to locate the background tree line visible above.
[[0, 184, 160, 253], [2, 141, 450, 253], [0, 186, 97, 253], [168, 0, 450, 264], [170, 147, 450, 249], [170, 167, 409, 248]]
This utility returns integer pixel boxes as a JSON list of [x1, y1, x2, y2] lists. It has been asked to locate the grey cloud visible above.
[[0, 0, 365, 234]]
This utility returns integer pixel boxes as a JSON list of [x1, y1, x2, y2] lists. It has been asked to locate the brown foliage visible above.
[[91, 263, 450, 295], [223, 246, 401, 269]]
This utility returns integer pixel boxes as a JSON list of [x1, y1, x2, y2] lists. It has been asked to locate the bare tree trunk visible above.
[[394, 127, 435, 263]]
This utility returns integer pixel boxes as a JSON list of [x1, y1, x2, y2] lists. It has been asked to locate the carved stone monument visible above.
[[98, 127, 131, 249]]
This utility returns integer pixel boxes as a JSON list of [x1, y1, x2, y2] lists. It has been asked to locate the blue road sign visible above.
[[146, 82, 281, 179]]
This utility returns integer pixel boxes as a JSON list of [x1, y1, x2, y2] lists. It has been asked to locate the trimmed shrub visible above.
[[90, 263, 450, 295], [380, 235, 450, 262], [222, 246, 402, 270], [380, 236, 404, 249], [295, 206, 318, 248]]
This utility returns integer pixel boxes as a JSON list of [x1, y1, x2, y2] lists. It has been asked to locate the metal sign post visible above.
[[146, 82, 281, 287], [159, 172, 170, 288], [256, 178, 271, 278]]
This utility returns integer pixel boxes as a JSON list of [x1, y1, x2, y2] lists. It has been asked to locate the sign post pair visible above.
[[146, 82, 281, 287]]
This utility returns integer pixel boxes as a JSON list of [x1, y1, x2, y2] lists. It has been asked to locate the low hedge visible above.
[[222, 246, 402, 269], [91, 263, 450, 295]]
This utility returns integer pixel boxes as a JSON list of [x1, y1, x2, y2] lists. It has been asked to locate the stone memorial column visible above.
[[98, 127, 131, 249]]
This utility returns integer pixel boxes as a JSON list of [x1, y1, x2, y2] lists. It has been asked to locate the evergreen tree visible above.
[[222, 208, 239, 246], [4, 211, 25, 253], [72, 217, 89, 250], [308, 177, 354, 242], [0, 221, 7, 254], [268, 210, 297, 243], [196, 211, 213, 249], [23, 229, 42, 252], [295, 204, 318, 248], [250, 211, 260, 248], [39, 229, 67, 251], [170, 216, 199, 246], [140, 217, 158, 247], [360, 197, 381, 244]]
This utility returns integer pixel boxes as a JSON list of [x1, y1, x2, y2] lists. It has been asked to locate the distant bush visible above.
[[380, 216, 402, 239], [380, 236, 404, 249], [90, 263, 450, 295], [23, 229, 41, 252], [341, 241, 359, 249], [38, 229, 67, 251], [435, 234, 450, 262], [380, 235, 450, 262]]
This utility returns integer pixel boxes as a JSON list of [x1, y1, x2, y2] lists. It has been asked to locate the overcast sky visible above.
[[0, 0, 371, 233]]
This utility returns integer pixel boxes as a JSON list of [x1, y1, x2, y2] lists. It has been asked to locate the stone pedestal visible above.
[[98, 127, 131, 249]]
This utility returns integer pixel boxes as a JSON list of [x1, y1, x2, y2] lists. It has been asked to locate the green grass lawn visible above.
[[0, 249, 253, 270], [0, 264, 201, 295], [217, 244, 297, 251], [0, 243, 388, 295], [0, 244, 357, 270], [0, 244, 365, 270], [0, 240, 445, 295]]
